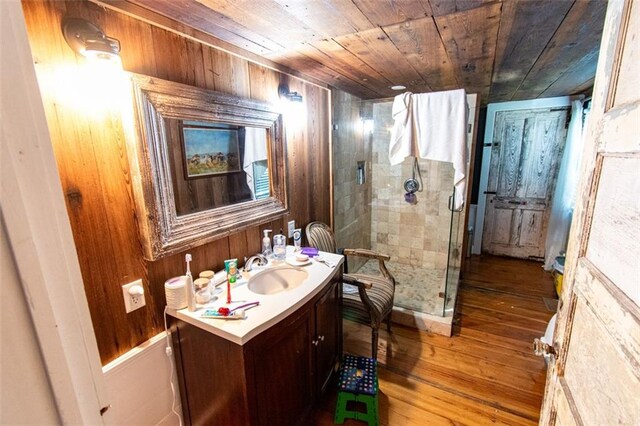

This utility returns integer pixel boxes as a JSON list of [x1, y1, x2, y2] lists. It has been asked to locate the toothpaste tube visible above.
[[224, 258, 237, 304]]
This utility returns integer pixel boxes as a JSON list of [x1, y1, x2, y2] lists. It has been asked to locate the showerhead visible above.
[[404, 178, 419, 194]]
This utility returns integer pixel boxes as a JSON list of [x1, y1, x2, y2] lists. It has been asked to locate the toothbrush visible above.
[[219, 302, 260, 316], [201, 302, 260, 319], [185, 254, 197, 312]]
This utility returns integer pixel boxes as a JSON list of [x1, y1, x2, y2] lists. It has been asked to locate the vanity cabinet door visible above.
[[252, 309, 314, 426], [314, 280, 340, 394]]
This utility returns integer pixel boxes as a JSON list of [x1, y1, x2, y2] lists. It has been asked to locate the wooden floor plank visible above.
[[311, 255, 556, 425]]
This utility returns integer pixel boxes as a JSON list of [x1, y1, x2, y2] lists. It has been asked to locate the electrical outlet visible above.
[[122, 279, 146, 313], [288, 220, 296, 238]]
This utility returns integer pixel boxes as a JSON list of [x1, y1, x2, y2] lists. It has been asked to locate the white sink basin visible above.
[[248, 266, 308, 295]]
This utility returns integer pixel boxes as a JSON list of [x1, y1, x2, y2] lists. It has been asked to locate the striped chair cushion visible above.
[[343, 273, 395, 324]]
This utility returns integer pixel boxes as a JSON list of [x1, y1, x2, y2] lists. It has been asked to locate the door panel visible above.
[[519, 209, 544, 247], [483, 108, 567, 258], [483, 196, 547, 257], [522, 116, 566, 199], [585, 156, 640, 304], [540, 1, 640, 424], [314, 282, 338, 394], [563, 295, 640, 424], [254, 310, 313, 426]]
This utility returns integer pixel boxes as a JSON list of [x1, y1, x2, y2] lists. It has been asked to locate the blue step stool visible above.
[[334, 355, 379, 426]]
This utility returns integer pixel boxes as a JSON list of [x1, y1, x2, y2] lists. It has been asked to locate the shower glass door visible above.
[[443, 188, 464, 316]]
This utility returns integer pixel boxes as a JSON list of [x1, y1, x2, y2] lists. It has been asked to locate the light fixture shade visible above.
[[62, 17, 121, 61]]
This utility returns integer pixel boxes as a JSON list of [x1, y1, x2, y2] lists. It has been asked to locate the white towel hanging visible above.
[[388, 89, 468, 209]]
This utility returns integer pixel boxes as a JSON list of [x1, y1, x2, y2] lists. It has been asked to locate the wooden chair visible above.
[[305, 221, 396, 359]]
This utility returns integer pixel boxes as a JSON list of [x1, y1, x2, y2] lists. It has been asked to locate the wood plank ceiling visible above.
[[123, 0, 607, 104]]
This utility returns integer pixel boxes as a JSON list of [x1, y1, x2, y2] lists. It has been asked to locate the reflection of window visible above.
[[253, 160, 269, 200]]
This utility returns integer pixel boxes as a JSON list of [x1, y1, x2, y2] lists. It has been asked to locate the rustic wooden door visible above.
[[482, 108, 568, 259], [538, 0, 640, 423]]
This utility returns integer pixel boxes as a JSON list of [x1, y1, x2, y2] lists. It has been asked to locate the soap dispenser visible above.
[[262, 229, 272, 258]]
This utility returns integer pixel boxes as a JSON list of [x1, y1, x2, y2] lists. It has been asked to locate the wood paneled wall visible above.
[[22, 0, 331, 364]]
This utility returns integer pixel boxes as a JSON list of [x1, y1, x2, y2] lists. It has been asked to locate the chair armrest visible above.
[[343, 274, 372, 289], [343, 249, 395, 282], [343, 274, 380, 318], [343, 248, 390, 261]]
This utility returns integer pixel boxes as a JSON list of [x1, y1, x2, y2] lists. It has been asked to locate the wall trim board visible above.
[[472, 96, 572, 255], [2, 2, 107, 422], [92, 0, 331, 92], [102, 331, 182, 425]]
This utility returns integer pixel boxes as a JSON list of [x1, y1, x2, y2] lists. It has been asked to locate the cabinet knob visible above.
[[312, 339, 319, 346], [319, 335, 325, 341]]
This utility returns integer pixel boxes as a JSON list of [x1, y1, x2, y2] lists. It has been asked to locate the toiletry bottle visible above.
[[293, 229, 302, 251], [273, 232, 286, 261], [262, 229, 272, 257]]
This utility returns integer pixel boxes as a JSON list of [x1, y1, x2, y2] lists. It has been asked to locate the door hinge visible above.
[[533, 338, 556, 357]]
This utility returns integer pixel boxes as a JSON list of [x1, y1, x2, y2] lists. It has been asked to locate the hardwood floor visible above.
[[311, 255, 556, 425]]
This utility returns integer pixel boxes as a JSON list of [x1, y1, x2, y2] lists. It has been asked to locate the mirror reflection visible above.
[[166, 119, 271, 216]]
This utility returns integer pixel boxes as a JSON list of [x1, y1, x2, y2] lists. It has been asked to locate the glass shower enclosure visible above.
[[335, 98, 468, 322]]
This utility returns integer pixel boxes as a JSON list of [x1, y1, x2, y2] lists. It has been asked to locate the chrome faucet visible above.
[[243, 254, 268, 272]]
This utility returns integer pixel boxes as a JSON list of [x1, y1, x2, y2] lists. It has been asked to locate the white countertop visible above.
[[167, 247, 343, 345]]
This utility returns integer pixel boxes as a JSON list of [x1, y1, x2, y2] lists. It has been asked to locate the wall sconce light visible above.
[[62, 17, 121, 61], [278, 84, 303, 103]]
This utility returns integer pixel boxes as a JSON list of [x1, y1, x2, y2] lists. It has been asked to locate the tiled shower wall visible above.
[[331, 89, 371, 270], [369, 101, 456, 271]]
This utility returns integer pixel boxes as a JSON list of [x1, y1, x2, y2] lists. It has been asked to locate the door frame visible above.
[[472, 96, 571, 255], [1, 2, 108, 423]]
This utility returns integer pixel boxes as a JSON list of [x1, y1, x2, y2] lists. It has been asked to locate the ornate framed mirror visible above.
[[127, 74, 287, 260]]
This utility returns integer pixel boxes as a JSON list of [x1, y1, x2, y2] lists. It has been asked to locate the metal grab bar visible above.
[[448, 194, 463, 212]]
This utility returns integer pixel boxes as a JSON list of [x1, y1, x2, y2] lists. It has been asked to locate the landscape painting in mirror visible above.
[[182, 123, 241, 178], [168, 119, 271, 216]]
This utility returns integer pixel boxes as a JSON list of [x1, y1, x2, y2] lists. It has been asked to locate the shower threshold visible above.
[[354, 259, 459, 337]]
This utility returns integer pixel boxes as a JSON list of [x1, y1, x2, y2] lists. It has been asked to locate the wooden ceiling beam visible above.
[[267, 50, 380, 99], [489, 0, 574, 103], [429, 0, 499, 17], [435, 2, 502, 103], [299, 39, 392, 96], [351, 0, 433, 26], [128, 0, 283, 54], [540, 53, 599, 99], [383, 15, 459, 93], [195, 0, 320, 47], [514, 0, 607, 100], [271, 0, 376, 37], [334, 27, 427, 92]]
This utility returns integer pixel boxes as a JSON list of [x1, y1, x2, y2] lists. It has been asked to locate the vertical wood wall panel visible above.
[[22, 0, 331, 364]]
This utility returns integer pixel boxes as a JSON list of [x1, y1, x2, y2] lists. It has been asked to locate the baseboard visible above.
[[102, 332, 183, 425], [391, 306, 452, 337]]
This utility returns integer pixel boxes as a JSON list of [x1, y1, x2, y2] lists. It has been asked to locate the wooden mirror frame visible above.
[[127, 74, 287, 260]]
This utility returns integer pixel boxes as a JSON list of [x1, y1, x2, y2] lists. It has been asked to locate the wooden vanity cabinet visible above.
[[171, 270, 342, 426]]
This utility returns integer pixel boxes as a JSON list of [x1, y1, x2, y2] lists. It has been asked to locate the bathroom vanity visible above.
[[168, 251, 343, 425]]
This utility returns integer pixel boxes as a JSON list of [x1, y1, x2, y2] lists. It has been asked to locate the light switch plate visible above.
[[288, 220, 296, 238], [122, 279, 146, 313]]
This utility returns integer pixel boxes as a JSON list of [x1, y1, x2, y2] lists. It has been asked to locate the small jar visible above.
[[199, 270, 215, 280], [194, 277, 211, 304]]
